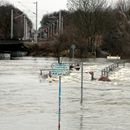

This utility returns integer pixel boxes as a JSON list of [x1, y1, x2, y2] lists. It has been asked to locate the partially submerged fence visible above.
[[99, 62, 125, 81]]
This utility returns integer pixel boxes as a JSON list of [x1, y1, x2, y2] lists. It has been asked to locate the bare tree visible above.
[[67, 0, 108, 56], [67, 0, 107, 12], [116, 0, 127, 12]]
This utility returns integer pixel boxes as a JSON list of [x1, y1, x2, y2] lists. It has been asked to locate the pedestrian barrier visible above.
[[99, 62, 125, 81]]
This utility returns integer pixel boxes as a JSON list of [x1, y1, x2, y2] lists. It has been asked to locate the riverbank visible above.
[[26, 42, 103, 58], [25, 40, 129, 59]]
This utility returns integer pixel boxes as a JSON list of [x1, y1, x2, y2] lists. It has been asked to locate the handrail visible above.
[[101, 62, 125, 78]]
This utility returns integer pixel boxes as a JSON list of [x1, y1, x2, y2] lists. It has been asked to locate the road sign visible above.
[[51, 63, 70, 76], [71, 44, 76, 50], [71, 44, 76, 58]]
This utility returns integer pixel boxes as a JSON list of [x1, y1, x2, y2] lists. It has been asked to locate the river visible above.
[[0, 57, 130, 130]]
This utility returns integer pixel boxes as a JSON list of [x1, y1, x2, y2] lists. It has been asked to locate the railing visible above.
[[101, 62, 125, 78]]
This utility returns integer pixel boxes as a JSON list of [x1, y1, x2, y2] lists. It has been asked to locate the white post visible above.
[[11, 9, 13, 39]]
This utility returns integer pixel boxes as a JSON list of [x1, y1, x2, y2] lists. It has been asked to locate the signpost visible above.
[[41, 58, 85, 130], [51, 59, 69, 130], [80, 62, 83, 105], [71, 44, 76, 59], [50, 59, 85, 129], [51, 63, 69, 76]]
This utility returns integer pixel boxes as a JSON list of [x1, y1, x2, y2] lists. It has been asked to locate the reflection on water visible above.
[[79, 107, 84, 130], [0, 57, 130, 130]]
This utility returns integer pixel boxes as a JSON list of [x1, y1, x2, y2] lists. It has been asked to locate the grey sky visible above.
[[6, 0, 120, 28], [7, 0, 68, 28]]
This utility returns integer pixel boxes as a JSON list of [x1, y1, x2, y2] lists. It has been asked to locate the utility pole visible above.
[[34, 1, 38, 43], [11, 9, 26, 40], [61, 16, 63, 34], [36, 1, 38, 43], [58, 11, 63, 35], [26, 19, 28, 40], [11, 9, 13, 39], [47, 27, 49, 38], [59, 11, 62, 35], [23, 16, 28, 40], [56, 19, 59, 35], [53, 23, 55, 35], [23, 15, 26, 40]]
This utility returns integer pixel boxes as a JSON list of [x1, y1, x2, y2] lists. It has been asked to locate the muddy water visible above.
[[0, 57, 129, 130]]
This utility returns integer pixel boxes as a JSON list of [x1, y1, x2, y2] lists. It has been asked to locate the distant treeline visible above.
[[1, 0, 130, 58], [0, 2, 32, 40], [40, 0, 130, 58]]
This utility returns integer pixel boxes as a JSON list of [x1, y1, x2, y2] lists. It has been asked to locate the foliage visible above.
[[66, 0, 130, 58]]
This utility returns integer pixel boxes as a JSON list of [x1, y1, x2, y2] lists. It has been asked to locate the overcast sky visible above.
[[6, 0, 119, 28], [7, 0, 68, 28]]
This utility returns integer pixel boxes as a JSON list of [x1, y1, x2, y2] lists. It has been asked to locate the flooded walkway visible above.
[[0, 57, 130, 130]]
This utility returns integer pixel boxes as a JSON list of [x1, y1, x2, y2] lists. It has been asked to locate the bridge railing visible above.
[[101, 62, 125, 78]]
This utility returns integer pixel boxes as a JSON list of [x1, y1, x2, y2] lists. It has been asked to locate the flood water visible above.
[[0, 57, 130, 130]]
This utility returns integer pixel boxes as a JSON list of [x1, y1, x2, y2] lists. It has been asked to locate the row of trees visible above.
[[65, 0, 130, 57], [1, 0, 130, 58], [40, 0, 130, 58], [0, 2, 32, 40]]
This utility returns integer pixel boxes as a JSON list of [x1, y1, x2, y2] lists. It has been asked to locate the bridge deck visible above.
[[0, 40, 28, 52]]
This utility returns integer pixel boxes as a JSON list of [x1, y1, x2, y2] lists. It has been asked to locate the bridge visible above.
[[0, 40, 28, 52], [0, 40, 29, 59]]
